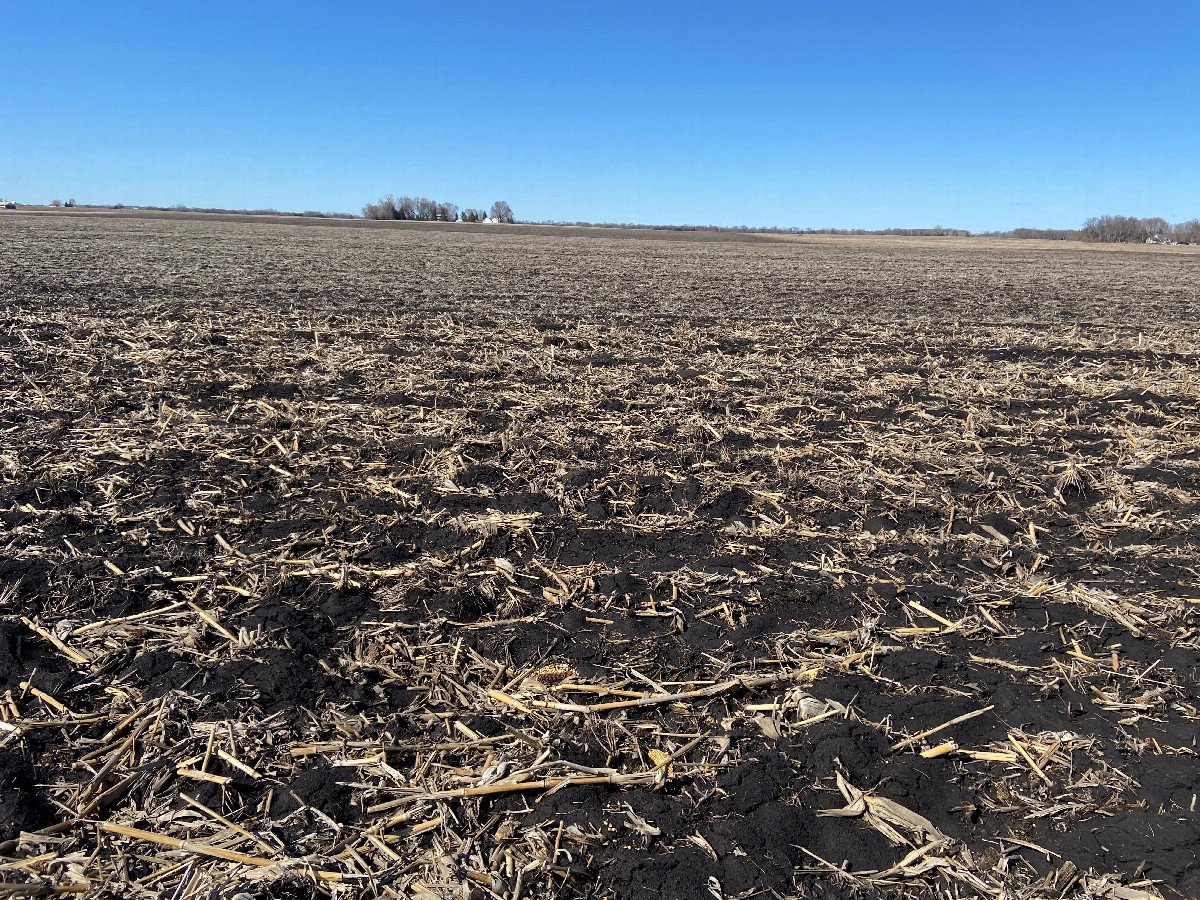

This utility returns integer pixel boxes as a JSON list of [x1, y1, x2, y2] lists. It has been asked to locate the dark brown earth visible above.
[[1, 211, 1199, 899]]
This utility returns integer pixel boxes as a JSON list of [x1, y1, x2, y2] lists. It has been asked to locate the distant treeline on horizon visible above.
[[44, 200, 358, 219], [540, 215, 1198, 244], [977, 215, 1199, 244], [25, 199, 1200, 244], [528, 221, 973, 237]]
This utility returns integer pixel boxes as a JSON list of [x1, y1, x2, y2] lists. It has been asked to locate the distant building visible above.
[[1, 200, 15, 209]]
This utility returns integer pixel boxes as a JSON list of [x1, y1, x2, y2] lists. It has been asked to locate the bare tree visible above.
[[414, 198, 437, 221], [1081, 215, 1147, 243], [438, 202, 459, 222], [1175, 219, 1200, 244], [489, 200, 514, 223], [1142, 217, 1170, 240], [363, 194, 400, 220], [50, 199, 62, 207]]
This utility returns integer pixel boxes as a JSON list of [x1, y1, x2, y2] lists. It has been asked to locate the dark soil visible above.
[[0, 750, 53, 842]]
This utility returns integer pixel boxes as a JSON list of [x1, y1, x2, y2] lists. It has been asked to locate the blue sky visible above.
[[3, 1, 1197, 231]]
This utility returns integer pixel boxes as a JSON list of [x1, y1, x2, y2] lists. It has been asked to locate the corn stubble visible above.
[[1, 213, 1199, 899]]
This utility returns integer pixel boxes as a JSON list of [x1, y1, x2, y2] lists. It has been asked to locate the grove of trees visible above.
[[979, 216, 1200, 244], [1080, 215, 1199, 244], [362, 195, 513, 223], [1177, 220, 1200, 244]]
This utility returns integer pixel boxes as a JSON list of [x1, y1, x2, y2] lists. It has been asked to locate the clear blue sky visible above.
[[3, 1, 1197, 231]]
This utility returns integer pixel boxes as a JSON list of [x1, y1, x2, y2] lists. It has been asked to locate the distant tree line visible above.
[[46, 200, 355, 218], [974, 227, 1081, 240], [157, 205, 355, 218], [803, 226, 971, 237], [362, 196, 514, 223], [980, 216, 1200, 244], [511, 214, 1200, 243], [528, 220, 790, 232], [1081, 215, 1198, 244], [525, 220, 970, 236]]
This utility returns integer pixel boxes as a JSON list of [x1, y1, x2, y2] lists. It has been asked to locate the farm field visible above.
[[2, 212, 1200, 899]]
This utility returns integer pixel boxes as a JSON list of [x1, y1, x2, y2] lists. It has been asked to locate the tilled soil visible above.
[[2, 212, 1200, 899]]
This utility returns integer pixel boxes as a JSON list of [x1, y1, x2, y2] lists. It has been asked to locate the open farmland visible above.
[[2, 212, 1200, 899]]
